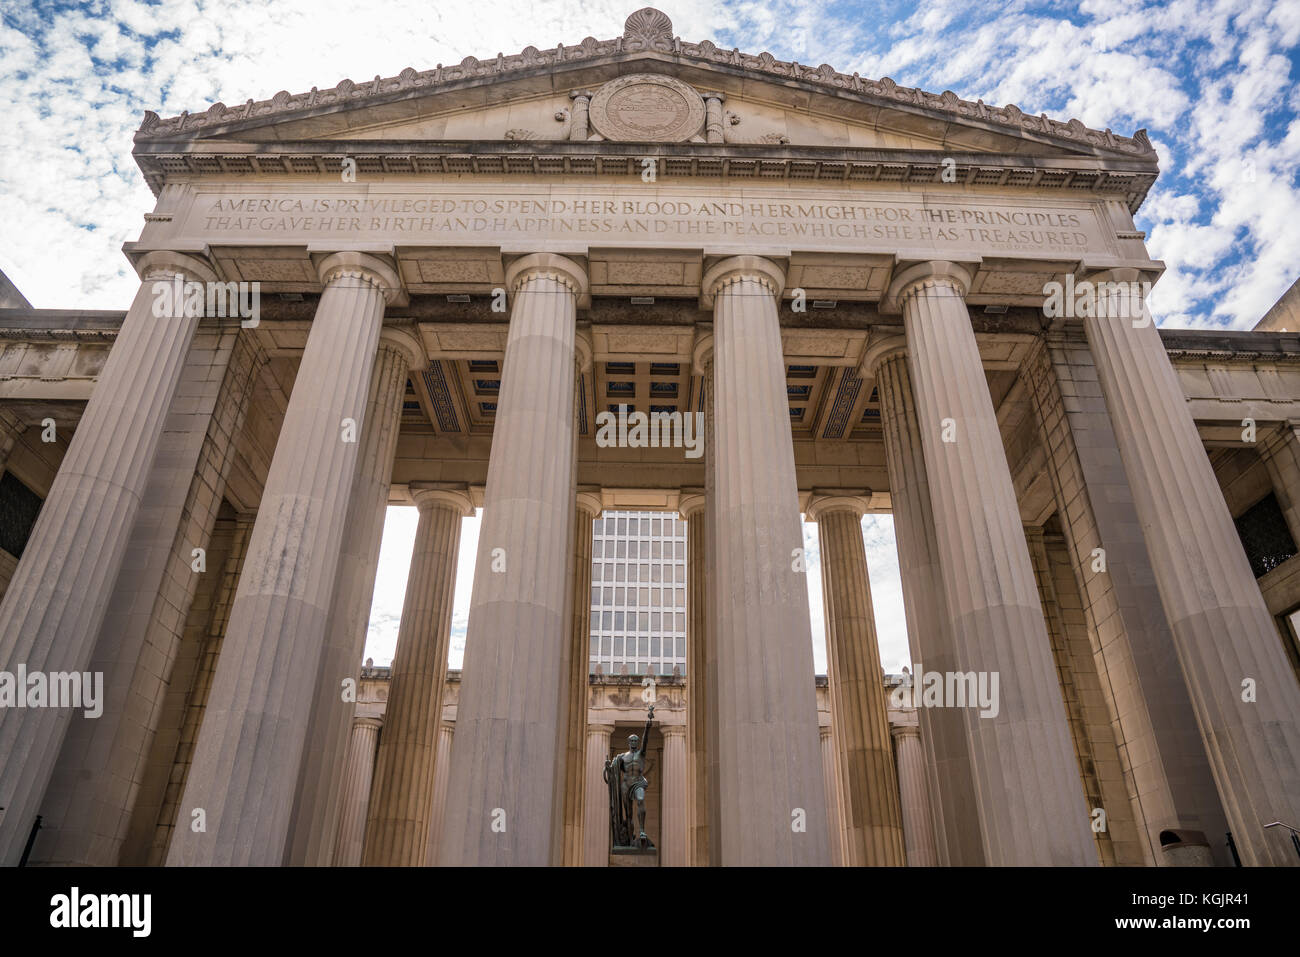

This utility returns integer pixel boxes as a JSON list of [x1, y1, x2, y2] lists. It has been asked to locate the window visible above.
[[652, 540, 662, 559], [602, 611, 612, 630], [652, 611, 661, 630], [1234, 492, 1297, 577], [675, 541, 685, 560], [639, 612, 649, 630], [592, 562, 602, 582], [604, 563, 613, 582], [614, 637, 624, 655], [616, 565, 626, 582], [676, 613, 685, 632], [641, 518, 650, 535], [676, 637, 686, 657], [640, 587, 650, 606], [676, 588, 685, 607], [651, 588, 661, 605], [651, 637, 660, 657], [589, 637, 599, 655], [615, 611, 625, 630], [615, 587, 625, 605], [617, 540, 627, 559], [590, 585, 599, 605], [0, 472, 43, 559], [638, 637, 649, 656], [652, 517, 661, 535], [601, 637, 612, 655], [640, 563, 650, 582], [652, 564, 662, 582], [603, 587, 613, 604]]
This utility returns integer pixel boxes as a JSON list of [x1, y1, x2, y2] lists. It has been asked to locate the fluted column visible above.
[[703, 256, 829, 866], [286, 326, 425, 866], [568, 90, 593, 140], [583, 723, 614, 866], [167, 252, 401, 866], [661, 725, 688, 866], [1083, 268, 1300, 866], [819, 726, 845, 866], [680, 490, 709, 867], [1259, 422, 1300, 546], [891, 260, 1094, 865], [425, 722, 455, 866], [0, 407, 25, 479], [363, 486, 473, 865], [868, 340, 984, 866], [438, 254, 587, 866], [332, 716, 382, 867], [890, 715, 939, 866], [0, 252, 218, 864], [807, 494, 906, 865], [563, 490, 602, 864]]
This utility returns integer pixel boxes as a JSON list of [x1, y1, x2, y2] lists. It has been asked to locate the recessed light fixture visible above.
[[446, 294, 471, 303], [983, 304, 1009, 314], [631, 296, 655, 304], [812, 300, 837, 309]]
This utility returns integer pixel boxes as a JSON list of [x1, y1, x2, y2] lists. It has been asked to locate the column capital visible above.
[[882, 259, 977, 314], [576, 489, 603, 518], [410, 484, 475, 516], [587, 722, 616, 736], [661, 724, 687, 738], [1077, 264, 1162, 286], [353, 715, 384, 731], [819, 725, 833, 740], [701, 255, 785, 307], [133, 250, 219, 285], [575, 329, 594, 373], [804, 490, 870, 522], [317, 251, 406, 306], [889, 721, 921, 740], [505, 253, 590, 303], [378, 325, 426, 371], [691, 331, 714, 374], [569, 88, 595, 100], [678, 490, 706, 518], [860, 332, 908, 378]]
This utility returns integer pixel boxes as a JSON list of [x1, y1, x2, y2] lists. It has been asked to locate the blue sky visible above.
[[2, 0, 1296, 669]]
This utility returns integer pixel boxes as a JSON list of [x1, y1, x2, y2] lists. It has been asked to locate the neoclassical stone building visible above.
[[1, 8, 1298, 867]]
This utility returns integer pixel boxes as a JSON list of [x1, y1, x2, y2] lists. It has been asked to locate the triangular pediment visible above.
[[133, 8, 1158, 208]]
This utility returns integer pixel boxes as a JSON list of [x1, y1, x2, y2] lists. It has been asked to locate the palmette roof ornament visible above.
[[135, 6, 1153, 158]]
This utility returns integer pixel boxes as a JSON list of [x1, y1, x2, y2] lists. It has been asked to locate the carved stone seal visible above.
[[588, 73, 705, 143]]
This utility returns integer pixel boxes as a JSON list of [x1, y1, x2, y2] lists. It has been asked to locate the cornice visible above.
[[135, 9, 1155, 169]]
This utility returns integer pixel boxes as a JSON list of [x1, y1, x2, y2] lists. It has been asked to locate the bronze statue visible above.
[[604, 704, 655, 849]]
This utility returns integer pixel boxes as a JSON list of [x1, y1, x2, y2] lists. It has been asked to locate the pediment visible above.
[[132, 8, 1159, 208]]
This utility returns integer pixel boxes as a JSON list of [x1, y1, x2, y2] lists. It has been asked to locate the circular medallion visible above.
[[589, 74, 705, 143]]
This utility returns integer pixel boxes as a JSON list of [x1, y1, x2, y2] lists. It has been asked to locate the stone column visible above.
[[1083, 268, 1300, 866], [425, 722, 455, 866], [868, 340, 984, 866], [890, 714, 939, 866], [680, 490, 709, 867], [702, 92, 726, 143], [438, 254, 587, 866], [0, 407, 25, 479], [332, 716, 382, 867], [703, 256, 829, 866], [1259, 422, 1300, 546], [563, 490, 602, 865], [286, 326, 425, 866], [806, 494, 906, 866], [363, 487, 473, 866], [0, 251, 218, 864], [890, 260, 1095, 865], [166, 252, 401, 866], [583, 723, 614, 866], [568, 90, 593, 140], [661, 725, 689, 866], [819, 726, 845, 866]]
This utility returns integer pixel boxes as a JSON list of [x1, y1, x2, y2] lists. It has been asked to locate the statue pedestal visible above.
[[610, 847, 659, 867]]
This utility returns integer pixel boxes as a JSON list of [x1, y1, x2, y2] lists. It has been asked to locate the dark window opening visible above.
[[0, 471, 43, 559], [1234, 492, 1297, 578]]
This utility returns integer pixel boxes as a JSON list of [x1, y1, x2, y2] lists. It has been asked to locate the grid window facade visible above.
[[589, 509, 688, 676]]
